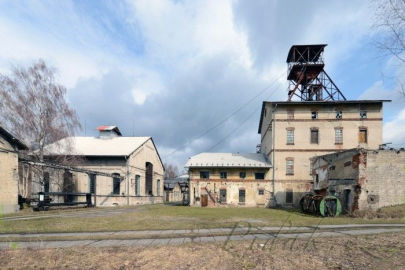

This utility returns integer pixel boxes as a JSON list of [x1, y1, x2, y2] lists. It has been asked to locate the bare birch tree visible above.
[[164, 163, 179, 179]]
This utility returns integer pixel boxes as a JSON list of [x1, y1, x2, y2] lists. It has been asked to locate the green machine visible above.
[[300, 194, 342, 217]]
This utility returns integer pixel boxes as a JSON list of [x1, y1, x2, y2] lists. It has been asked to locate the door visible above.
[[201, 194, 208, 207], [220, 189, 227, 204]]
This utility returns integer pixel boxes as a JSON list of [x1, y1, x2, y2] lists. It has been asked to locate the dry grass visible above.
[[0, 204, 404, 234], [1, 233, 405, 269]]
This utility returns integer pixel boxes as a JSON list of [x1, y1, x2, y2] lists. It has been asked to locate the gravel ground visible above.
[[1, 232, 404, 269]]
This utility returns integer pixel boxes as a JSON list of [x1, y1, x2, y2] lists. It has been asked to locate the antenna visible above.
[[286, 44, 346, 101]]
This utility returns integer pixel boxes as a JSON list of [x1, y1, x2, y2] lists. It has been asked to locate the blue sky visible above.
[[0, 0, 404, 168]]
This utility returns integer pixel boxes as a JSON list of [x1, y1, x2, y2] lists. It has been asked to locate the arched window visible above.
[[145, 162, 153, 195]]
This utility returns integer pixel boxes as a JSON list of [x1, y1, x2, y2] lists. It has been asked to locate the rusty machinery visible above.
[[286, 44, 346, 101], [300, 193, 342, 217]]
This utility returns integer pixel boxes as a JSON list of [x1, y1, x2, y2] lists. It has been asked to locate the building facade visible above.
[[187, 153, 271, 207], [312, 148, 405, 213], [0, 126, 27, 214], [258, 100, 387, 207], [24, 126, 165, 207]]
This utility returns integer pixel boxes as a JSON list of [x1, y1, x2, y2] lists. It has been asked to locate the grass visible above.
[[0, 204, 404, 234]]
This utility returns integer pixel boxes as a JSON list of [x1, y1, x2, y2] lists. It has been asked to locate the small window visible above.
[[200, 171, 210, 179], [286, 159, 294, 175], [311, 111, 318, 119], [239, 189, 246, 203], [258, 189, 264, 195], [89, 174, 96, 194], [336, 110, 342, 119], [43, 172, 50, 193], [359, 128, 367, 143], [310, 128, 319, 144], [360, 110, 367, 119], [220, 172, 227, 179], [239, 172, 246, 179], [113, 174, 120, 195], [255, 172, 265, 179], [286, 129, 294, 145], [287, 110, 294, 120], [135, 175, 140, 196], [335, 128, 343, 144], [286, 189, 293, 204]]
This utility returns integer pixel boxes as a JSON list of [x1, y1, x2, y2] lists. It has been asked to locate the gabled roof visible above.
[[186, 153, 271, 168], [43, 136, 151, 157], [0, 126, 28, 150]]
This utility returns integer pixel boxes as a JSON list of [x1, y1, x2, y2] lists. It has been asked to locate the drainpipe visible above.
[[271, 104, 277, 207], [126, 156, 130, 206]]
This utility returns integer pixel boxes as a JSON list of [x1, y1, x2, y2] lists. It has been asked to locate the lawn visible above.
[[0, 204, 404, 234]]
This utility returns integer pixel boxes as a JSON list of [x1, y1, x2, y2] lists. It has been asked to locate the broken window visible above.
[[360, 110, 367, 119], [239, 172, 246, 179], [239, 189, 245, 203], [113, 174, 120, 195], [286, 159, 294, 175], [311, 111, 318, 119], [145, 162, 153, 196], [335, 128, 343, 144], [359, 128, 368, 143], [89, 174, 96, 194], [286, 129, 294, 144], [258, 189, 264, 195], [200, 171, 210, 179], [135, 175, 140, 196], [286, 189, 293, 204], [255, 172, 265, 179], [287, 110, 294, 120], [220, 189, 227, 203], [220, 172, 227, 179], [310, 128, 319, 144], [336, 110, 342, 119]]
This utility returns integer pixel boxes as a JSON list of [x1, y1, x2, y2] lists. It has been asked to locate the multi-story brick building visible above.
[[258, 100, 388, 207]]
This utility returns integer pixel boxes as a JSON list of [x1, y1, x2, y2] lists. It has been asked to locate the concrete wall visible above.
[[189, 168, 271, 207], [260, 102, 384, 207], [0, 136, 19, 214]]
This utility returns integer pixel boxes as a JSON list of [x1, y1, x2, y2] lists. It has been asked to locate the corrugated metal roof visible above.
[[43, 136, 150, 157], [185, 153, 271, 168]]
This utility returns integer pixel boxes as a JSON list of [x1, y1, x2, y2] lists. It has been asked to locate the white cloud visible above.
[[384, 108, 405, 146]]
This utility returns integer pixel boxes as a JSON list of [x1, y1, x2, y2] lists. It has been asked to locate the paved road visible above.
[[0, 224, 404, 249]]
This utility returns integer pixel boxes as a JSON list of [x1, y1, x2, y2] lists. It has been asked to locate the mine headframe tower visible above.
[[286, 44, 346, 101]]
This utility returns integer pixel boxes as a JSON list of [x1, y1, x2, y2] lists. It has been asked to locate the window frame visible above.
[[336, 110, 343, 119], [286, 158, 294, 175], [200, 171, 210, 179], [310, 128, 319, 144], [335, 127, 343, 145], [255, 172, 265, 180], [220, 172, 228, 179], [311, 111, 318, 119], [239, 189, 246, 203], [359, 127, 368, 143], [220, 188, 227, 204], [89, 174, 96, 194], [258, 189, 264, 195], [239, 171, 246, 179], [113, 174, 121, 195], [286, 128, 294, 145], [287, 109, 294, 120], [286, 189, 293, 204], [360, 110, 367, 119], [135, 175, 140, 196]]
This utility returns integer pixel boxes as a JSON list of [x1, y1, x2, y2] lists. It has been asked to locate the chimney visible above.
[[97, 126, 122, 138]]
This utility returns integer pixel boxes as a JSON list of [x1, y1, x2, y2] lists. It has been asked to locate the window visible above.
[[309, 161, 313, 175], [360, 110, 367, 119], [157, 179, 161, 196], [89, 174, 96, 194], [220, 172, 227, 179], [335, 128, 343, 144], [239, 189, 246, 203], [359, 128, 368, 143], [286, 159, 294, 175], [336, 110, 342, 119], [239, 172, 246, 179], [113, 174, 120, 195], [344, 161, 352, 167], [135, 175, 140, 196], [287, 110, 294, 120], [258, 189, 264, 195], [286, 189, 293, 204], [43, 172, 50, 193], [286, 129, 294, 145], [200, 171, 210, 179], [220, 189, 227, 203], [329, 165, 336, 171], [311, 111, 318, 119], [255, 172, 265, 179], [310, 128, 319, 144]]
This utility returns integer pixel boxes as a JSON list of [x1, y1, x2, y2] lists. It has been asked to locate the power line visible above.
[[163, 71, 285, 158]]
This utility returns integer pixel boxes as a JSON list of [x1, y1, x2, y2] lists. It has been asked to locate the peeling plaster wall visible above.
[[0, 136, 19, 214]]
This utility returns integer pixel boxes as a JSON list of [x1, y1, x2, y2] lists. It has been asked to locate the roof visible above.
[[97, 125, 122, 136], [43, 136, 151, 157], [287, 44, 327, 63], [258, 100, 391, 133], [0, 126, 28, 150], [185, 153, 271, 168]]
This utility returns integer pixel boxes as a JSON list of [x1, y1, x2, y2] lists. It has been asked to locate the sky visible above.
[[0, 0, 404, 169]]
